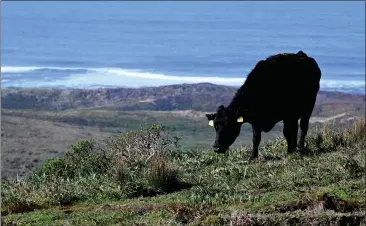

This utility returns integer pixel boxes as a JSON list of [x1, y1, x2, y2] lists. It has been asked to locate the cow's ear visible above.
[[206, 113, 215, 121], [206, 114, 215, 127]]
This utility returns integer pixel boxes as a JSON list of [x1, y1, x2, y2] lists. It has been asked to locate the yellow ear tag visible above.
[[237, 116, 244, 123], [209, 120, 214, 126]]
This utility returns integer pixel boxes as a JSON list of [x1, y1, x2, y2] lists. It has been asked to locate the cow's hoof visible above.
[[248, 156, 258, 162], [297, 147, 309, 155]]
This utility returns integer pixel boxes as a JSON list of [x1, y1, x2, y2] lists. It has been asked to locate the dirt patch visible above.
[[276, 193, 363, 213], [230, 211, 365, 226], [139, 98, 156, 104], [165, 203, 217, 224], [80, 203, 216, 224], [310, 113, 348, 123], [2, 202, 42, 216], [140, 110, 208, 120]]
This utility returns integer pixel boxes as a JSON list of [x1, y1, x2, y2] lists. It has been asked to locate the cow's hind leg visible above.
[[298, 115, 310, 153], [298, 96, 317, 153], [283, 119, 298, 154], [250, 126, 262, 161]]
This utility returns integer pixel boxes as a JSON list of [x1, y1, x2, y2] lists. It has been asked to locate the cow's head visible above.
[[206, 105, 245, 153]]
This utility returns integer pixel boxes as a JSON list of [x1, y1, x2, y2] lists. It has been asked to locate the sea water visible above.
[[1, 1, 365, 93]]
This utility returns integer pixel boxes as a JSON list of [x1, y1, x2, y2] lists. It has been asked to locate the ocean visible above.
[[1, 1, 365, 93]]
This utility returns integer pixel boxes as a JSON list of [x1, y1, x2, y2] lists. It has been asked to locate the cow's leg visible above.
[[298, 114, 311, 152], [298, 96, 316, 152], [250, 126, 261, 160], [283, 119, 298, 154]]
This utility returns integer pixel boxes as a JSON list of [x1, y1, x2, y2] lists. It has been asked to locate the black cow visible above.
[[206, 51, 321, 160]]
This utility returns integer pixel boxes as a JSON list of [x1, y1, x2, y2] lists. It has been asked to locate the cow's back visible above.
[[242, 52, 321, 127]]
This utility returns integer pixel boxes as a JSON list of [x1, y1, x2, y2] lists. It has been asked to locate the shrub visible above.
[[115, 157, 155, 198], [105, 125, 179, 164], [106, 125, 183, 197], [116, 158, 130, 186], [26, 139, 109, 185], [0, 180, 41, 215]]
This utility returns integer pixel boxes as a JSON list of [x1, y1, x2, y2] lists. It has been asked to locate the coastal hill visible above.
[[2, 83, 365, 115]]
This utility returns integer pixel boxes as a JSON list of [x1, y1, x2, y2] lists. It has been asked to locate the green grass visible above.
[[2, 118, 365, 225], [2, 97, 363, 180]]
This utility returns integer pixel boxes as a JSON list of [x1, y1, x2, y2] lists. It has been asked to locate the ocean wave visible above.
[[1, 66, 365, 93], [1, 66, 85, 73], [2, 66, 43, 73]]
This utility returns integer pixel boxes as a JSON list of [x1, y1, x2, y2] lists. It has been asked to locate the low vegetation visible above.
[[2, 118, 365, 225], [2, 84, 364, 179], [0, 109, 268, 179]]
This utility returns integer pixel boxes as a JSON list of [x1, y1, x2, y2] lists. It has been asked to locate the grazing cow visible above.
[[206, 51, 321, 160]]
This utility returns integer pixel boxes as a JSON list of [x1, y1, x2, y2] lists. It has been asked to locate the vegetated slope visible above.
[[1, 83, 364, 180], [2, 106, 361, 180], [2, 83, 365, 114], [1, 119, 365, 225], [1, 115, 114, 179], [1, 109, 267, 179], [1, 83, 233, 111]]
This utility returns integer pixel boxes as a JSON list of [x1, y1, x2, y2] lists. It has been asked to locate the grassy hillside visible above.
[[1, 83, 365, 179], [1, 109, 278, 179], [2, 107, 362, 180], [2, 119, 365, 225]]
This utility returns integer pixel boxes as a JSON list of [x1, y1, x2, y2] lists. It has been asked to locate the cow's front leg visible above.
[[250, 126, 261, 161]]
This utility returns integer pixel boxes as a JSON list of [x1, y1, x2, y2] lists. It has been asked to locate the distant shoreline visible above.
[[2, 82, 365, 95], [2, 67, 365, 95]]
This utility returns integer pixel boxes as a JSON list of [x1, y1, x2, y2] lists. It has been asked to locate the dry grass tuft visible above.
[[116, 158, 130, 187], [347, 118, 366, 142], [148, 153, 181, 193]]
